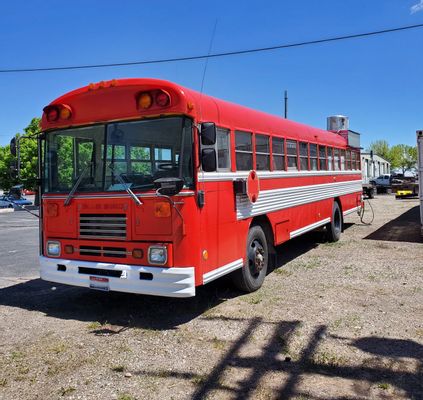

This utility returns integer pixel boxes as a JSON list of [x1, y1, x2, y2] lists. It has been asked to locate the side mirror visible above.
[[10, 137, 17, 157], [200, 122, 216, 146], [154, 177, 184, 196], [201, 148, 217, 172]]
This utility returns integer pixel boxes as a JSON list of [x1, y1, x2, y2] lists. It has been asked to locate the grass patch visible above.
[[10, 351, 24, 361], [118, 394, 136, 400], [111, 365, 125, 373], [87, 321, 103, 330], [292, 258, 321, 270], [377, 382, 390, 390], [241, 290, 265, 305], [274, 268, 292, 277], [212, 337, 226, 350], [0, 378, 7, 387], [311, 351, 348, 367], [50, 343, 67, 354], [59, 386, 76, 396], [191, 373, 208, 385]]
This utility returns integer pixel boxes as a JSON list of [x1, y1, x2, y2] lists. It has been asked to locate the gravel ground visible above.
[[0, 195, 422, 400]]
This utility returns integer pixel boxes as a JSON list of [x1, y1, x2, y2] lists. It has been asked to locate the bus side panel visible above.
[[217, 181, 246, 268]]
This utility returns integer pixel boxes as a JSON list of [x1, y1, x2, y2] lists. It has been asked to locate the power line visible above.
[[1, 23, 423, 73]]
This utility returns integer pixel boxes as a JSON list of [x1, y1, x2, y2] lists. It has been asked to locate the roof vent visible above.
[[327, 115, 349, 132]]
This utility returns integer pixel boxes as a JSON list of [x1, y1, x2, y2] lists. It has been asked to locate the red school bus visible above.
[[38, 78, 362, 297]]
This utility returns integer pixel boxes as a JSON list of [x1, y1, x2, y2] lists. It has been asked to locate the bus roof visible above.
[[42, 78, 347, 147]]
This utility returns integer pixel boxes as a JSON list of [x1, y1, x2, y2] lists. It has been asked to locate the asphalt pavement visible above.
[[0, 210, 39, 287]]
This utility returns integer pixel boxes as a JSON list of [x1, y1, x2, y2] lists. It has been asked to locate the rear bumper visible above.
[[39, 256, 195, 297]]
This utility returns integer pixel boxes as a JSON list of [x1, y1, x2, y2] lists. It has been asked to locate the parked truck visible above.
[[418, 130, 423, 237]]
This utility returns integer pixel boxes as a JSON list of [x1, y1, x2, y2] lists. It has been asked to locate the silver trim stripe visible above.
[[290, 218, 330, 239], [199, 170, 361, 182], [343, 206, 361, 217], [203, 258, 243, 284], [236, 180, 362, 220]]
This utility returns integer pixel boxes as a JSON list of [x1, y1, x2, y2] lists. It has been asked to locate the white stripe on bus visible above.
[[236, 180, 362, 220]]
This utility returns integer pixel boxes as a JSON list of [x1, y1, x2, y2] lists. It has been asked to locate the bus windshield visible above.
[[43, 117, 193, 193]]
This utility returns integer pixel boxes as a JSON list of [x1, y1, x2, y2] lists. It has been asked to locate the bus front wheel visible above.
[[326, 201, 342, 242], [232, 225, 268, 292]]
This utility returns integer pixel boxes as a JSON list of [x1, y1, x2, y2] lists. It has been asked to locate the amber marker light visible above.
[[64, 245, 74, 254], [59, 105, 72, 120], [154, 201, 171, 218], [137, 92, 153, 109], [132, 249, 144, 259]]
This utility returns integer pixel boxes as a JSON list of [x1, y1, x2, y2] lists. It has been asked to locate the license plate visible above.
[[89, 276, 109, 291]]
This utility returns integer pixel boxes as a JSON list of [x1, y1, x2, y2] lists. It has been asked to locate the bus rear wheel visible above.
[[326, 201, 342, 242], [232, 225, 268, 292]]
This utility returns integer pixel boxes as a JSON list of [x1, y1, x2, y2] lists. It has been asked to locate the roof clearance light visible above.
[[45, 106, 59, 122], [137, 92, 153, 109], [59, 105, 72, 120], [156, 91, 170, 107]]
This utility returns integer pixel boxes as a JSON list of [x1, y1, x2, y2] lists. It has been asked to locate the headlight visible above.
[[47, 241, 61, 257], [148, 246, 167, 265]]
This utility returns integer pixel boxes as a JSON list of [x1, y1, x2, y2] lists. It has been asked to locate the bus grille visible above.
[[79, 214, 127, 240], [79, 245, 127, 258]]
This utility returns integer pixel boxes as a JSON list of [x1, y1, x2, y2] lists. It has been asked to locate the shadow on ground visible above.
[[364, 205, 421, 243], [136, 316, 423, 399]]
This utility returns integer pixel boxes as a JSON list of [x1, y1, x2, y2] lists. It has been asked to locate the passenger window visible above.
[[319, 146, 327, 170], [256, 134, 270, 170], [287, 140, 298, 170], [309, 144, 318, 170], [334, 148, 340, 171], [272, 137, 285, 170], [340, 150, 345, 170], [327, 147, 333, 170], [345, 150, 351, 170], [235, 131, 253, 170], [299, 142, 309, 170], [216, 128, 231, 170]]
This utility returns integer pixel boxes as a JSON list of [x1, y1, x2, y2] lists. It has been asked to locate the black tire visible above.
[[232, 225, 268, 292], [326, 202, 342, 242]]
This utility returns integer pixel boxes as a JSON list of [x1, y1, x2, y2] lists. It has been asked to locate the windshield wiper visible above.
[[64, 162, 92, 206], [107, 164, 142, 206]]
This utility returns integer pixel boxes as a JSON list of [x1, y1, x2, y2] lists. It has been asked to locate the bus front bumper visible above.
[[40, 256, 195, 298]]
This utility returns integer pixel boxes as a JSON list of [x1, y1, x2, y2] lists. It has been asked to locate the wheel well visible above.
[[250, 215, 275, 251]]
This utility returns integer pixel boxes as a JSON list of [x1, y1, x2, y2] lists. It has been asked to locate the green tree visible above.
[[0, 117, 40, 191], [0, 144, 16, 191], [389, 144, 417, 173], [369, 140, 391, 162]]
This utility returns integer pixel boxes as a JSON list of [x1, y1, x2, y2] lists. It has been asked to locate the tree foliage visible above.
[[389, 144, 417, 173], [369, 140, 391, 162], [0, 118, 40, 191]]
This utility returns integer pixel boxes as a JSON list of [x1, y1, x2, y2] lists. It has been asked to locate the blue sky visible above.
[[0, 0, 422, 149]]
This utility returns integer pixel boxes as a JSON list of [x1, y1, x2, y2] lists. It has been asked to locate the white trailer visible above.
[[417, 130, 423, 236]]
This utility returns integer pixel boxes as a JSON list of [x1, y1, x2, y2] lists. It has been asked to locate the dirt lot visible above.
[[0, 195, 422, 400]]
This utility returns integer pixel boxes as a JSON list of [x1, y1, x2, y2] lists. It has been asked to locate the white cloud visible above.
[[411, 0, 423, 14]]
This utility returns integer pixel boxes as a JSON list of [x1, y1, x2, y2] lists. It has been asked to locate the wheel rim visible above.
[[248, 238, 265, 278]]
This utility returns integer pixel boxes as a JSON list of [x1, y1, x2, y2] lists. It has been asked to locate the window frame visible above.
[[286, 139, 298, 170], [272, 136, 286, 171], [235, 130, 253, 171], [255, 133, 270, 171]]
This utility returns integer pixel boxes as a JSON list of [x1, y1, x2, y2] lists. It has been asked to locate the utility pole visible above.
[[284, 90, 288, 119]]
